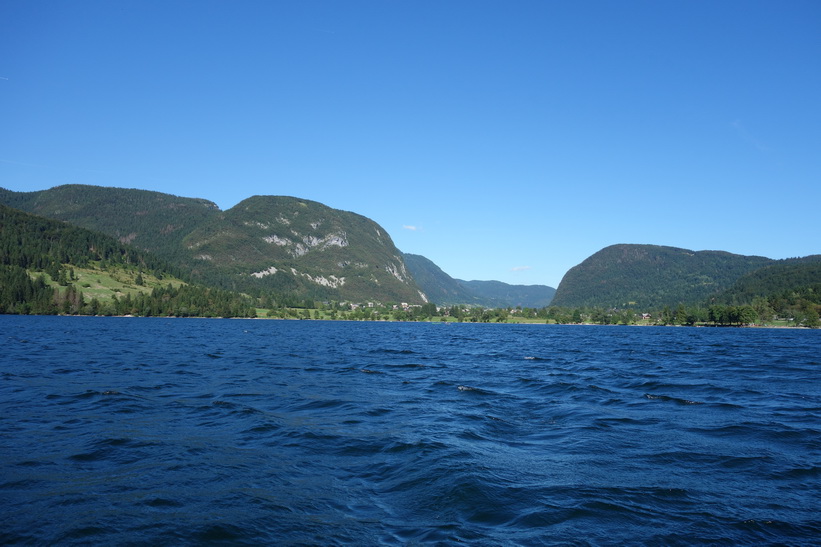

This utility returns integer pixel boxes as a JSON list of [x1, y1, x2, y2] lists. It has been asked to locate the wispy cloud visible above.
[[511, 266, 532, 272], [402, 225, 419, 231]]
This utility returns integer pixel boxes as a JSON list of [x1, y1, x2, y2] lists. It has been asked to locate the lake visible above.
[[1, 316, 819, 545]]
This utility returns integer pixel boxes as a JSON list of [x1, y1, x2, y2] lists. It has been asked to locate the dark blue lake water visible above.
[[1, 316, 819, 545]]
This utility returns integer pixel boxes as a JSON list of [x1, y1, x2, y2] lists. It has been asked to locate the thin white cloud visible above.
[[511, 266, 532, 272], [402, 225, 419, 231]]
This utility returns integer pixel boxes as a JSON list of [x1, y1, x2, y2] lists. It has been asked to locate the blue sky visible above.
[[2, 1, 819, 288]]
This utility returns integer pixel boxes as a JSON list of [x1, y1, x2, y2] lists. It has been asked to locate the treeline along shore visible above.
[[1, 198, 819, 327]]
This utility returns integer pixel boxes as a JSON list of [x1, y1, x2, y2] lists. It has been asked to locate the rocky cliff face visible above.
[[0, 185, 426, 303], [184, 195, 425, 303]]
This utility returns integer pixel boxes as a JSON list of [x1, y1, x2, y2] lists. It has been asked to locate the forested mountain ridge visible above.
[[457, 280, 555, 308], [4, 186, 817, 313], [403, 253, 555, 308], [0, 185, 220, 264], [402, 254, 477, 305], [551, 244, 774, 308], [0, 185, 426, 304], [183, 195, 425, 303], [0, 204, 255, 316], [716, 256, 821, 306], [0, 202, 182, 277]]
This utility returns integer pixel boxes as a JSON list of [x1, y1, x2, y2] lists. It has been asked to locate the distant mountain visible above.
[[551, 244, 773, 309], [401, 254, 476, 305], [456, 279, 556, 308], [0, 185, 425, 304], [403, 253, 555, 308]]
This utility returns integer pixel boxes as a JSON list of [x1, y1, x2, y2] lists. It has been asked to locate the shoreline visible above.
[[2, 313, 815, 329]]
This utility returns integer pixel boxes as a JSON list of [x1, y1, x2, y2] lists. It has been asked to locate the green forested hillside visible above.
[[716, 256, 821, 303], [457, 280, 555, 308], [0, 203, 184, 278], [184, 195, 424, 303], [551, 244, 773, 308], [402, 253, 477, 305], [0, 204, 255, 316], [0, 185, 426, 304], [403, 253, 555, 307], [4, 185, 816, 315], [0, 185, 219, 263]]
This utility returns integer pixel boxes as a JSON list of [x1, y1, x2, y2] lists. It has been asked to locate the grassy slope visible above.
[[2, 186, 425, 303], [36, 263, 186, 303]]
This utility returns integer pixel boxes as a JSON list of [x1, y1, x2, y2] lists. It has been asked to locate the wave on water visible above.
[[1, 317, 820, 545]]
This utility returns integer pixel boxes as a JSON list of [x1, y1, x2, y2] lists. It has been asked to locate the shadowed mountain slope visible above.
[[401, 253, 476, 305], [403, 253, 555, 308], [457, 279, 555, 308]]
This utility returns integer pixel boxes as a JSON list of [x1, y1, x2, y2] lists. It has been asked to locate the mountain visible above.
[[0, 199, 190, 273], [551, 244, 774, 309], [183, 195, 424, 303], [403, 253, 555, 308], [0, 185, 426, 304], [716, 255, 821, 305], [0, 203, 255, 317], [401, 254, 476, 305], [457, 280, 556, 308], [0, 185, 220, 265], [11, 185, 811, 311]]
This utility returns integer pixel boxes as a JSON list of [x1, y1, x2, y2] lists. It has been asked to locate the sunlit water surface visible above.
[[1, 316, 819, 545]]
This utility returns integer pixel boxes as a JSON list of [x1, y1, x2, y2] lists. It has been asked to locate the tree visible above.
[[420, 302, 438, 318], [751, 296, 775, 324], [709, 305, 726, 325], [685, 307, 708, 326], [803, 308, 820, 328], [591, 308, 610, 325], [674, 304, 687, 325], [737, 305, 757, 326], [448, 305, 464, 320]]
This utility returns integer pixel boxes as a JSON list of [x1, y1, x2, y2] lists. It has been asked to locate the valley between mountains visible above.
[[1, 184, 819, 325]]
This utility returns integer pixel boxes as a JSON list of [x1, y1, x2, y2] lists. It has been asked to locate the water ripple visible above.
[[1, 317, 819, 544]]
